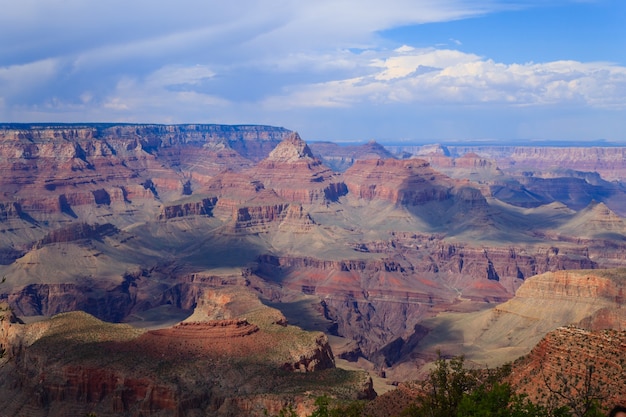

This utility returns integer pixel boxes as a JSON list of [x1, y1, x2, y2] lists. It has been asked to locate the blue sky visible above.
[[1, 0, 625, 143]]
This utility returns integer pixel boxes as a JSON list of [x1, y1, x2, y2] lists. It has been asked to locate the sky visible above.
[[1, 0, 625, 144]]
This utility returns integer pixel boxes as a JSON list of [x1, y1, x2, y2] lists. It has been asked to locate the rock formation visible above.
[[388, 144, 626, 215], [388, 144, 626, 181], [507, 326, 626, 410], [379, 268, 626, 382], [249, 132, 348, 204], [2, 124, 626, 411], [0, 287, 373, 416], [309, 139, 396, 172]]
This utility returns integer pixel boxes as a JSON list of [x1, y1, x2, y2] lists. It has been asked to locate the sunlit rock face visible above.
[[249, 132, 348, 204], [0, 123, 291, 218], [2, 123, 626, 415]]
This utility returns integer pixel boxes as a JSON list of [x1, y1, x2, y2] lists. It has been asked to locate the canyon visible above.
[[1, 123, 626, 414]]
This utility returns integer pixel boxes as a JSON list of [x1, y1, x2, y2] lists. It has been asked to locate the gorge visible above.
[[0, 123, 625, 415]]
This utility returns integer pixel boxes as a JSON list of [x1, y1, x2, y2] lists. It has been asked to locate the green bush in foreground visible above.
[[269, 353, 608, 417]]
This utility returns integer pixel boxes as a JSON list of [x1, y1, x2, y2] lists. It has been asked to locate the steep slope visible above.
[[0, 123, 290, 222], [0, 287, 374, 417], [507, 326, 626, 410], [3, 125, 626, 397], [248, 132, 348, 204], [383, 268, 626, 381], [557, 201, 626, 239]]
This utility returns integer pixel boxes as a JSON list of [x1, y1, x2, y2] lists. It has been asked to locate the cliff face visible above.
[[0, 287, 372, 417], [254, 243, 599, 356], [343, 159, 453, 205], [0, 124, 290, 219], [3, 124, 626, 407], [507, 327, 626, 410], [0, 123, 290, 156], [249, 133, 348, 204], [388, 144, 626, 181], [158, 197, 218, 220]]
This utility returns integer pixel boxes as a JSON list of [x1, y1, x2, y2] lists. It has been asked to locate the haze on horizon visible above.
[[1, 0, 625, 144]]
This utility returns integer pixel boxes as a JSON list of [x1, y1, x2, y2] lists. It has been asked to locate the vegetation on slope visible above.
[[270, 350, 618, 417]]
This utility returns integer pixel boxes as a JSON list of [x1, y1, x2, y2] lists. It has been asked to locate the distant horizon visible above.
[[1, 121, 622, 147]]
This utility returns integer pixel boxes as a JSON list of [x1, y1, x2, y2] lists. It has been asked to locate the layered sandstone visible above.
[[0, 286, 372, 417], [158, 196, 217, 219], [0, 124, 291, 220], [343, 158, 453, 205], [388, 144, 626, 181], [34, 223, 119, 247], [507, 326, 626, 409], [249, 133, 348, 204]]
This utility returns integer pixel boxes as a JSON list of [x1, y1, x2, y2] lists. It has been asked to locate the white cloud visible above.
[[0, 58, 59, 94], [145, 65, 216, 88], [262, 48, 626, 110], [96, 69, 231, 119]]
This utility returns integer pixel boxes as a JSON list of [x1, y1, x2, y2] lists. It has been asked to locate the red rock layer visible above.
[[343, 158, 455, 205], [0, 124, 290, 218], [158, 197, 217, 219], [507, 327, 626, 409], [249, 133, 348, 204]]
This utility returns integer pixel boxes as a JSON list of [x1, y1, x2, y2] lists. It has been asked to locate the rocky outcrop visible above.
[[430, 243, 596, 282], [34, 223, 119, 247], [233, 203, 290, 230], [250, 133, 348, 204], [148, 319, 260, 339], [280, 333, 336, 373], [158, 196, 217, 219], [507, 326, 626, 410], [0, 285, 372, 417], [343, 158, 456, 205], [0, 202, 26, 222], [0, 124, 291, 220], [0, 302, 23, 361]]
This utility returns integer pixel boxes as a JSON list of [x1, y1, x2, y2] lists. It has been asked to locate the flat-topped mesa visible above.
[[251, 132, 348, 204], [231, 203, 291, 232], [148, 319, 260, 339]]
